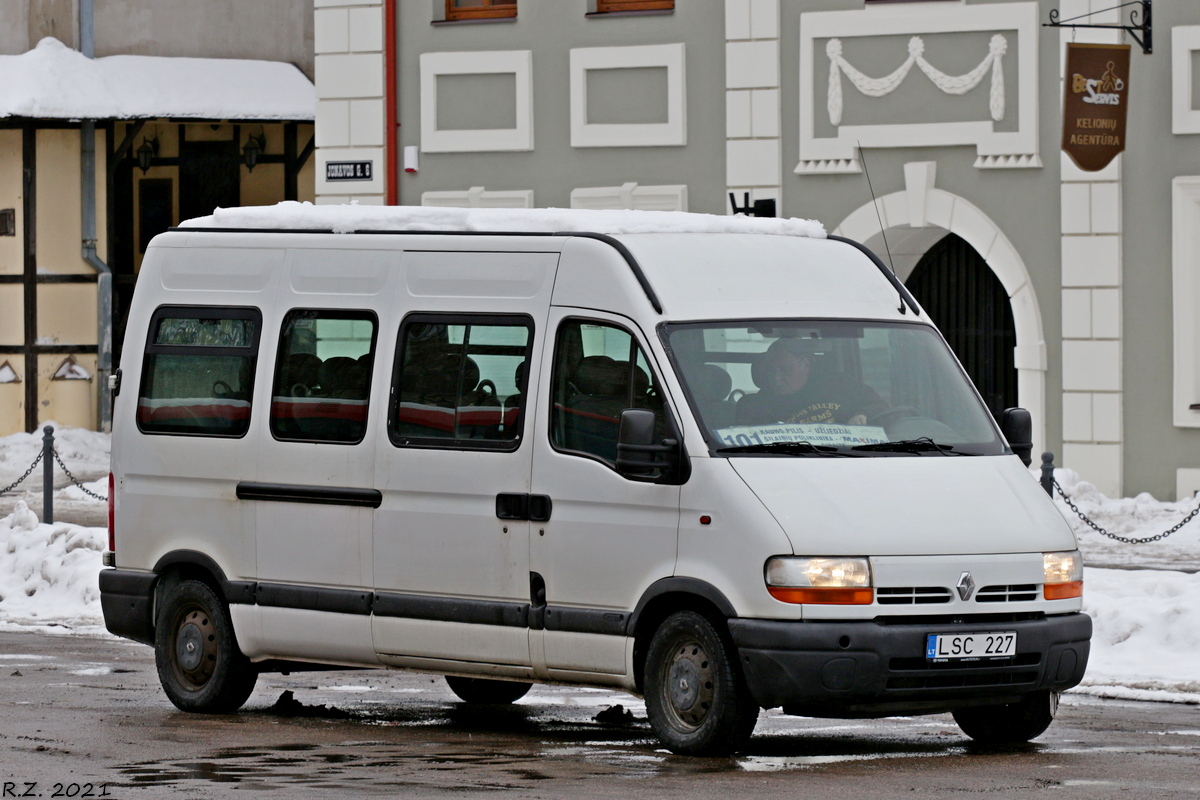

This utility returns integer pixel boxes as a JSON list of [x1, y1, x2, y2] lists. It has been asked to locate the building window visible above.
[[445, 1, 516, 21], [137, 306, 261, 437], [595, 1, 673, 11], [271, 310, 378, 445]]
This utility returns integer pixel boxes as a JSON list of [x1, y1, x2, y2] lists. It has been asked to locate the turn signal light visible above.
[[1044, 580, 1083, 600], [767, 587, 874, 605]]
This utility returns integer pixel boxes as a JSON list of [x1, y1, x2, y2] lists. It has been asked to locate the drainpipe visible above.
[[385, 0, 398, 205], [80, 0, 113, 431]]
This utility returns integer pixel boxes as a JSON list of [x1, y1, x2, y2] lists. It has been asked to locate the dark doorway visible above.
[[180, 138, 240, 222], [138, 179, 173, 253], [905, 233, 1016, 419]]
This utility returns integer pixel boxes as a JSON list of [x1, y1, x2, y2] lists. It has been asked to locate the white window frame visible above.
[[1173, 26, 1200, 135], [419, 50, 533, 153], [1174, 176, 1200, 427], [421, 187, 534, 208], [570, 43, 686, 148], [570, 183, 687, 211]]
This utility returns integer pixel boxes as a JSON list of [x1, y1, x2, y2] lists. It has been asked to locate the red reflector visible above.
[[107, 471, 115, 552], [699, 515, 711, 525], [1044, 580, 1083, 600], [768, 587, 874, 605]]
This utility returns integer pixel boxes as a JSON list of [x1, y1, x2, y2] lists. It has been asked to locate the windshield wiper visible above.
[[851, 437, 968, 455], [715, 441, 853, 457]]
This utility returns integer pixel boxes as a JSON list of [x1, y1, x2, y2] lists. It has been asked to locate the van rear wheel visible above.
[[952, 690, 1059, 743], [444, 676, 532, 704], [644, 611, 759, 756], [155, 579, 257, 713]]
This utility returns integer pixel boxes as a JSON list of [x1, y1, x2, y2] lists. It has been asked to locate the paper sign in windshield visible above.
[[715, 423, 888, 448]]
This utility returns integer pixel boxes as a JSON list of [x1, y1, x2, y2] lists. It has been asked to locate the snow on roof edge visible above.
[[181, 202, 828, 238], [0, 38, 315, 121]]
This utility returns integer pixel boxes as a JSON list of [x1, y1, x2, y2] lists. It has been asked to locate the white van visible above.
[[99, 205, 1089, 756]]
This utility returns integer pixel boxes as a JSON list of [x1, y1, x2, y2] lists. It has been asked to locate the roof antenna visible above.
[[859, 142, 906, 315]]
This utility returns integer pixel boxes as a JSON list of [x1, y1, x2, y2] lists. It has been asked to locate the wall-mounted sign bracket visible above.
[[1044, 1, 1152, 55]]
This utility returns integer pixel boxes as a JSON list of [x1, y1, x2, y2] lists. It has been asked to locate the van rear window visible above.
[[137, 307, 261, 437]]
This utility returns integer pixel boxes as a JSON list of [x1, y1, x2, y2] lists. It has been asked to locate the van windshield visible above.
[[661, 320, 1007, 457]]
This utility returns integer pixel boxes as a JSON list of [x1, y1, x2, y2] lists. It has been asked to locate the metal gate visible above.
[[905, 233, 1016, 419]]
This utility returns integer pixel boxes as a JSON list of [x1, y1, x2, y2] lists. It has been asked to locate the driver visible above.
[[736, 338, 887, 426]]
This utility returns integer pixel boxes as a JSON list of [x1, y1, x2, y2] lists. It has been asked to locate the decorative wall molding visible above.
[[825, 34, 1007, 126], [419, 50, 533, 153], [570, 43, 686, 148], [421, 187, 534, 209], [797, 3, 1039, 174], [1172, 26, 1200, 135], [570, 183, 688, 212]]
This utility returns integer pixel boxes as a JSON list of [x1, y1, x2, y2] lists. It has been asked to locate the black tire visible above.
[[445, 676, 532, 704], [155, 579, 258, 713], [643, 610, 759, 756], [952, 690, 1059, 743]]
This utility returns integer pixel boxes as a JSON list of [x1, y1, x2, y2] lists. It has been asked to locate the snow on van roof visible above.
[[181, 201, 827, 238], [0, 38, 314, 121]]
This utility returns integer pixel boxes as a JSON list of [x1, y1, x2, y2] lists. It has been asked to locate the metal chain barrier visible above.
[[0, 450, 43, 496], [52, 449, 106, 502], [1053, 477, 1200, 545]]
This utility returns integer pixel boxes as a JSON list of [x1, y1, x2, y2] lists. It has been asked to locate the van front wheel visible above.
[[952, 690, 1059, 743], [644, 611, 759, 755], [155, 579, 257, 713], [444, 676, 532, 704]]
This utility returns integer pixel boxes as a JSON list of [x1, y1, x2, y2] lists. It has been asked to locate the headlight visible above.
[[765, 557, 873, 605], [1043, 550, 1084, 600]]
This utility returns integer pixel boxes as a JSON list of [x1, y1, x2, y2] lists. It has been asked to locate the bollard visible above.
[[42, 425, 54, 524], [1040, 451, 1055, 499]]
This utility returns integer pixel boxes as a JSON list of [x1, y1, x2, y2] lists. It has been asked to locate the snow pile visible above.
[[1051, 467, 1200, 571], [0, 501, 105, 633], [1079, 568, 1200, 703], [0, 37, 314, 121], [183, 201, 828, 239], [0, 424, 110, 491]]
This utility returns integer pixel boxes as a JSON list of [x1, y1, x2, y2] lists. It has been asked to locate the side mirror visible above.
[[1000, 407, 1033, 467], [616, 408, 686, 483]]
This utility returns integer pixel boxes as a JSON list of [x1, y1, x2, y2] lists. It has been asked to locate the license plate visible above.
[[926, 631, 1017, 661]]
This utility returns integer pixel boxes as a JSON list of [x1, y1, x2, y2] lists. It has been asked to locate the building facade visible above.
[[299, 0, 1200, 500], [0, 0, 315, 435]]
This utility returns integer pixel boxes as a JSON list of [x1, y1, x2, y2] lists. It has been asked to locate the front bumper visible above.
[[728, 612, 1091, 716]]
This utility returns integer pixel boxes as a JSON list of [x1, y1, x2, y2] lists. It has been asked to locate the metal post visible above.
[[42, 425, 54, 524], [1040, 452, 1055, 498]]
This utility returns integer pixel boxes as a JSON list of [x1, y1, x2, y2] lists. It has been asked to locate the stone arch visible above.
[[833, 170, 1047, 455]]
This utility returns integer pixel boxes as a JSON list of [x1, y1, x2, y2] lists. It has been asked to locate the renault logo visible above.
[[957, 571, 977, 601]]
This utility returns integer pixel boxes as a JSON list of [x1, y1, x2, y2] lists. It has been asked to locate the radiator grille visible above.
[[976, 584, 1038, 603], [876, 586, 953, 605]]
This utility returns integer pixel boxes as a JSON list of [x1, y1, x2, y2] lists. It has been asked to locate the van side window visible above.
[[390, 314, 532, 450], [550, 319, 665, 464], [270, 310, 378, 444], [137, 306, 261, 437]]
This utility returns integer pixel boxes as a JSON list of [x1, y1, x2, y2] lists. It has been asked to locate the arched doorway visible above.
[[905, 233, 1017, 419]]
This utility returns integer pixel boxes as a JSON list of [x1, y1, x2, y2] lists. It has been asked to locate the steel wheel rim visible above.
[[661, 637, 716, 733], [171, 604, 217, 690]]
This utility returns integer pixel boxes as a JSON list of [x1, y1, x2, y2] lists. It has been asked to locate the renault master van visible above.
[[100, 205, 1090, 755]]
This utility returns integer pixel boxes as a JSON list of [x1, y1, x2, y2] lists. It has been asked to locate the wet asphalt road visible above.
[[2, 630, 1198, 799]]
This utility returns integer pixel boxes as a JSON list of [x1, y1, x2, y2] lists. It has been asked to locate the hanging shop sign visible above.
[[1062, 43, 1131, 172]]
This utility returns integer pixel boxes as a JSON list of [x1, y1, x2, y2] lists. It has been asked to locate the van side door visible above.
[[372, 251, 556, 675], [528, 312, 682, 681]]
